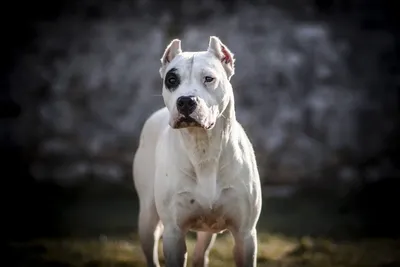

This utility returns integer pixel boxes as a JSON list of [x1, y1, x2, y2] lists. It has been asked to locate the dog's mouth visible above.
[[174, 116, 203, 129], [173, 116, 216, 130]]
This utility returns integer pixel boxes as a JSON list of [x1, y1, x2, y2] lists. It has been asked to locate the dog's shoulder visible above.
[[231, 121, 255, 151], [138, 107, 169, 147], [227, 121, 259, 175]]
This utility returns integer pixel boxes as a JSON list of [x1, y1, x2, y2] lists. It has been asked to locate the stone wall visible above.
[[9, 1, 399, 186]]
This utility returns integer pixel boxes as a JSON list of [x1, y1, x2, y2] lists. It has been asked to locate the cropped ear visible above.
[[207, 36, 235, 79], [159, 39, 182, 77]]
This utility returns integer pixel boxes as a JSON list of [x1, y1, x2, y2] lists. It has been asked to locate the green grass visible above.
[[8, 234, 400, 267], [6, 181, 400, 266]]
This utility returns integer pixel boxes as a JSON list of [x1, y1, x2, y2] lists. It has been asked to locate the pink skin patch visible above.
[[221, 45, 232, 64]]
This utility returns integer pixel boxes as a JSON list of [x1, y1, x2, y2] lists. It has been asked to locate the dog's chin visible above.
[[172, 117, 214, 130]]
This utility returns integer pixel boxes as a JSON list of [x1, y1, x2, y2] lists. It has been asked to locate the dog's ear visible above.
[[159, 39, 182, 77], [207, 36, 235, 79]]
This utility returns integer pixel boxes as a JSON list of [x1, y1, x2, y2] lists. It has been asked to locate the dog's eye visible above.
[[165, 72, 179, 89], [204, 76, 214, 83], [168, 76, 177, 85], [164, 68, 180, 91]]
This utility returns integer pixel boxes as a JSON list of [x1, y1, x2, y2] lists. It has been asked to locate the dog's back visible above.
[[133, 107, 169, 202]]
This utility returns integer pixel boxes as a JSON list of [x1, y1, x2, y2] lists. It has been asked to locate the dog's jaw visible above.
[[171, 115, 216, 130], [174, 116, 203, 129], [170, 104, 218, 130]]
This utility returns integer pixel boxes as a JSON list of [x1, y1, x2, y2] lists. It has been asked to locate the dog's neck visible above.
[[178, 94, 236, 167]]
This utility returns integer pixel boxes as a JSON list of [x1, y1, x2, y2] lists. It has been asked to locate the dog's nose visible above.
[[176, 96, 197, 116]]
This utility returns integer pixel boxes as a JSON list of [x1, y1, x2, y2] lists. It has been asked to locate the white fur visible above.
[[133, 36, 262, 267]]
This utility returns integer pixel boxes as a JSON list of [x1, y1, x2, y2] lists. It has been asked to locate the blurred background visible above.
[[2, 0, 399, 266]]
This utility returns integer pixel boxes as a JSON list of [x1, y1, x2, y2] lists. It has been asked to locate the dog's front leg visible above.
[[232, 229, 258, 267], [162, 225, 188, 267]]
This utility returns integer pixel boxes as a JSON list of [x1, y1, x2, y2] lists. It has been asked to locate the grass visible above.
[[5, 181, 400, 266], [8, 233, 400, 267]]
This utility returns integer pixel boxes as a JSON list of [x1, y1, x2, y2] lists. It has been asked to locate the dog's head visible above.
[[159, 36, 235, 130]]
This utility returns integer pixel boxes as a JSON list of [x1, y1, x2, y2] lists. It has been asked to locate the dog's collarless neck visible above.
[[178, 117, 234, 160]]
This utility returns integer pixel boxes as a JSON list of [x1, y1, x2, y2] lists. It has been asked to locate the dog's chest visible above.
[[175, 130, 240, 232]]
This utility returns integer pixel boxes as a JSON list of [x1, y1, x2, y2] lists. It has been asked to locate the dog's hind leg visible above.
[[138, 200, 163, 267], [192, 232, 217, 267]]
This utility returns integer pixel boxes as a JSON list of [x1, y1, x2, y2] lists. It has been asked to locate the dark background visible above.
[[1, 0, 399, 266]]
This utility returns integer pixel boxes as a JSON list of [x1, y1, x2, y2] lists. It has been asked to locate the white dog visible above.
[[133, 36, 262, 267]]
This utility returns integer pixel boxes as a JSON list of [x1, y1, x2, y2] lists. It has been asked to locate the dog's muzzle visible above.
[[172, 95, 216, 130], [173, 96, 201, 128], [176, 96, 197, 117]]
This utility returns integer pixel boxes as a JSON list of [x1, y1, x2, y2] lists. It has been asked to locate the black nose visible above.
[[176, 96, 197, 116]]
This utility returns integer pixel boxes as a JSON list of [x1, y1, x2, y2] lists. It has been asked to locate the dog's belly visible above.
[[185, 208, 230, 233], [175, 188, 238, 233]]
